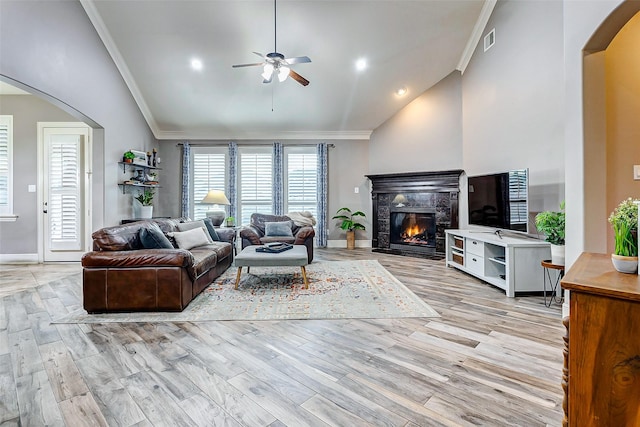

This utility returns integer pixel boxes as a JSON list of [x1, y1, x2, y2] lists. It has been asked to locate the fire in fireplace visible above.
[[390, 211, 436, 248]]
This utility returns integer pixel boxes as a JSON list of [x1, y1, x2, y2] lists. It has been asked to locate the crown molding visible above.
[[80, 0, 160, 135], [154, 130, 372, 141], [456, 0, 497, 74]]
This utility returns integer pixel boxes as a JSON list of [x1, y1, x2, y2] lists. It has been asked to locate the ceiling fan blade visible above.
[[232, 62, 264, 68], [252, 51, 265, 58], [289, 69, 309, 86], [285, 56, 311, 65]]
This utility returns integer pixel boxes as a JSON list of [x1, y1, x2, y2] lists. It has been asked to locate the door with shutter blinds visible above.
[[285, 149, 318, 216], [239, 150, 273, 225], [41, 125, 91, 261], [192, 150, 227, 220]]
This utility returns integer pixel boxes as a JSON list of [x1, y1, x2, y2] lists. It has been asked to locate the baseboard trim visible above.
[[326, 240, 372, 248], [0, 253, 39, 264]]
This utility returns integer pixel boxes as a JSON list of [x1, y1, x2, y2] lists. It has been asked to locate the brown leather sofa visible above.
[[239, 213, 315, 262], [81, 218, 234, 313]]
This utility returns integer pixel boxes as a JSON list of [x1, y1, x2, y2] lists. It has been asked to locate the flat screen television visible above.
[[467, 169, 529, 233]]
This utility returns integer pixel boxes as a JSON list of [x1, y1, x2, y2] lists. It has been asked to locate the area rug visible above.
[[52, 260, 439, 323]]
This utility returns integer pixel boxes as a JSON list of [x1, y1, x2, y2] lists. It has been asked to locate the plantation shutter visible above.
[[48, 135, 82, 250], [508, 170, 528, 226], [239, 151, 272, 225], [192, 152, 226, 220], [286, 152, 318, 216], [0, 117, 11, 214]]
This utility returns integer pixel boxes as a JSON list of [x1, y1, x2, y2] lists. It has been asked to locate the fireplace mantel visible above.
[[365, 170, 463, 258]]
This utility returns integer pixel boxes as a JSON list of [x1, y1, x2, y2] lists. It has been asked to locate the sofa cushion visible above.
[[189, 244, 231, 278], [170, 227, 212, 250], [202, 218, 221, 241], [264, 221, 294, 237], [139, 223, 174, 249], [260, 236, 296, 245]]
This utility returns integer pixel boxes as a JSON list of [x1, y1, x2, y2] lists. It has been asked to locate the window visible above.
[[239, 148, 272, 225], [508, 169, 528, 226], [285, 147, 317, 216], [0, 116, 14, 219], [192, 148, 227, 220]]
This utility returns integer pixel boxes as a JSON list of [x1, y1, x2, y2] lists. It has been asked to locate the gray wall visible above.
[[0, 0, 157, 252], [0, 95, 78, 254], [462, 0, 565, 219], [157, 139, 372, 242], [369, 71, 463, 174]]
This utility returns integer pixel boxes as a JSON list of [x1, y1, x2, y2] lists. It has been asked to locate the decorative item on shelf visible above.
[[133, 188, 154, 219], [608, 197, 639, 274], [123, 150, 135, 163], [535, 201, 566, 266], [392, 194, 407, 208], [201, 190, 230, 226], [146, 151, 152, 166], [152, 148, 157, 167], [144, 172, 158, 185], [130, 149, 147, 166], [225, 216, 235, 227], [332, 207, 366, 250], [132, 170, 145, 183]]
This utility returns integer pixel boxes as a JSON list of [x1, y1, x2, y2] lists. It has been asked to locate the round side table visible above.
[[541, 260, 564, 307]]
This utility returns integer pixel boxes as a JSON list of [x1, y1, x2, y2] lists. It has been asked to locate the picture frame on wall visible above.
[[130, 150, 147, 166]]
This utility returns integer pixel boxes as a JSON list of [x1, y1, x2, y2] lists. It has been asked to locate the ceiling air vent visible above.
[[484, 28, 495, 52]]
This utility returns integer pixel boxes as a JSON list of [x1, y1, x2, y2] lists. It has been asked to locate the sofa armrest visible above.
[[239, 225, 263, 245], [294, 226, 315, 245], [216, 228, 236, 244], [82, 249, 194, 268]]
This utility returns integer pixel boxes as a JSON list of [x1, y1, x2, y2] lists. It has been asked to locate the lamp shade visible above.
[[201, 190, 230, 205]]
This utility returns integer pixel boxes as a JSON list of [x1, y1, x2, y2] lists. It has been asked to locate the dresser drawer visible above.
[[466, 238, 484, 256], [466, 254, 484, 276]]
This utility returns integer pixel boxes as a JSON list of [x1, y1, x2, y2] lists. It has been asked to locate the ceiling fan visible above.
[[232, 0, 311, 86]]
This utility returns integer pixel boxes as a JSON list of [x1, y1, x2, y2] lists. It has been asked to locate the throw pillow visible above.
[[139, 223, 174, 249], [169, 227, 212, 250], [177, 220, 213, 243], [202, 217, 221, 241], [264, 221, 293, 237]]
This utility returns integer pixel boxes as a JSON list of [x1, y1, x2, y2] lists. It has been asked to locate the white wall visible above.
[[0, 0, 157, 234], [462, 0, 565, 217], [369, 71, 463, 175]]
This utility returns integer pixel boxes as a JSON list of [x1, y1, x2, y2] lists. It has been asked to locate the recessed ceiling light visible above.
[[395, 86, 408, 96], [355, 58, 367, 72], [190, 58, 203, 71]]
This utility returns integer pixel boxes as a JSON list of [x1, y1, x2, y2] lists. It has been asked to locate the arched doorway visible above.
[[582, 3, 640, 255]]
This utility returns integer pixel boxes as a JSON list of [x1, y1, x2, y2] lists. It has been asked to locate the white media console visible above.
[[445, 229, 551, 297]]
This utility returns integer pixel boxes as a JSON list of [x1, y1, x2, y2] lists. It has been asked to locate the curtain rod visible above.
[[175, 142, 335, 148]]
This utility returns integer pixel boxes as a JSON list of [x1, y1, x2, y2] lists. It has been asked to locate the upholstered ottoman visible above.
[[234, 245, 309, 289]]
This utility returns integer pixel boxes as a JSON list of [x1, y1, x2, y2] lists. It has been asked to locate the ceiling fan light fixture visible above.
[[261, 63, 274, 80], [278, 66, 290, 82]]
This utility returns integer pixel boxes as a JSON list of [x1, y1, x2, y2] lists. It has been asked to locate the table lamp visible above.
[[201, 190, 230, 226]]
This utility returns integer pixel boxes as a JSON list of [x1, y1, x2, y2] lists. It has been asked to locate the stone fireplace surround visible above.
[[366, 170, 463, 258]]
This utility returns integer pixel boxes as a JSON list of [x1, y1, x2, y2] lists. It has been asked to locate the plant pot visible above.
[[611, 254, 638, 274], [133, 199, 153, 219], [550, 244, 565, 266], [124, 158, 133, 163], [346, 230, 356, 250]]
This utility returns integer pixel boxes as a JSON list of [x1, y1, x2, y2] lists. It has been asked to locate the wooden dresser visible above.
[[561, 252, 640, 426]]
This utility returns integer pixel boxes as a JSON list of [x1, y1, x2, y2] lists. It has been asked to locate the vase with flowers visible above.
[[608, 197, 639, 274]]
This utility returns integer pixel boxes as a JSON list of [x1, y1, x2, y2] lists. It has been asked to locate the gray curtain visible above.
[[181, 142, 191, 218], [273, 142, 284, 215], [316, 143, 328, 247], [228, 141, 238, 220]]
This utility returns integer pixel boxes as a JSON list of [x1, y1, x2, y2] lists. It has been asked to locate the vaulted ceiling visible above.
[[82, 0, 492, 140]]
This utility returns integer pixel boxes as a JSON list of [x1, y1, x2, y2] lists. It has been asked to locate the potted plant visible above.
[[332, 207, 366, 249], [133, 188, 154, 218], [608, 197, 639, 273], [535, 201, 565, 265], [123, 150, 136, 163], [225, 216, 235, 227]]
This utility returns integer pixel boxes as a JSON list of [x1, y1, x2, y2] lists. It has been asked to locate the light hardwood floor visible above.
[[0, 249, 564, 426]]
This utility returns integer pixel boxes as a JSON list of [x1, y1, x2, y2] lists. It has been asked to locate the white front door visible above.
[[39, 123, 92, 262]]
